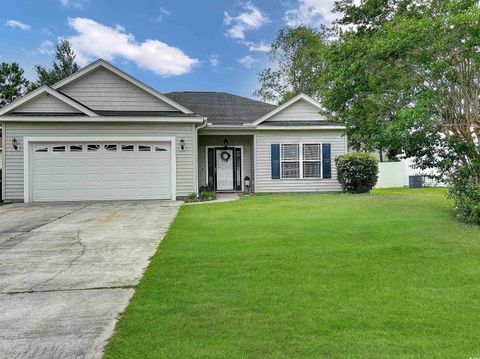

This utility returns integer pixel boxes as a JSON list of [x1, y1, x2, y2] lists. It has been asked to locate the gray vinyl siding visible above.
[[198, 135, 253, 189], [254, 130, 346, 193], [4, 121, 195, 200], [263, 99, 327, 122], [60, 68, 178, 112], [13, 94, 80, 113]]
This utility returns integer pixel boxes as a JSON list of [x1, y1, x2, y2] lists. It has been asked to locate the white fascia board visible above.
[[51, 59, 194, 114], [202, 123, 345, 131], [1, 116, 204, 123], [253, 126, 346, 130], [252, 93, 326, 126], [0, 86, 98, 117]]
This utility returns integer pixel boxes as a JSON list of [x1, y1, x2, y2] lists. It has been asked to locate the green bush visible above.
[[447, 164, 480, 225], [187, 192, 198, 202], [335, 153, 379, 193], [199, 186, 216, 201]]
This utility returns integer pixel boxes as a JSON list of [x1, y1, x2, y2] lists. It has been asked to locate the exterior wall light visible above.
[[12, 138, 19, 150], [179, 138, 185, 151], [223, 137, 229, 148]]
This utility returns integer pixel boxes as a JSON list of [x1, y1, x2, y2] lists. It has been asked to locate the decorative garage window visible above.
[[70, 145, 83, 152], [138, 145, 151, 152], [121, 144, 134, 151], [52, 145, 66, 152], [281, 144, 300, 178], [87, 144, 100, 152], [155, 146, 167, 152], [104, 144, 117, 152], [303, 144, 321, 178], [34, 146, 48, 153]]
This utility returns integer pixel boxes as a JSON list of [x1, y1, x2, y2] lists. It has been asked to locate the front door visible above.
[[215, 148, 234, 191]]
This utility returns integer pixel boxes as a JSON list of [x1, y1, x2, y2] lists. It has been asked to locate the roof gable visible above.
[[0, 86, 97, 117], [53, 59, 193, 114], [253, 94, 326, 125]]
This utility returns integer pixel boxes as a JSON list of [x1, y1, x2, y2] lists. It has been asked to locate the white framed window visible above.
[[121, 144, 134, 152], [280, 143, 322, 179], [70, 144, 83, 152], [303, 144, 321, 178], [138, 145, 151, 152], [87, 144, 100, 152], [104, 144, 117, 152], [281, 144, 300, 178], [52, 145, 66, 152]]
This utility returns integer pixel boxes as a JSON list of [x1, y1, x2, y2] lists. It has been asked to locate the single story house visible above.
[[0, 59, 347, 202]]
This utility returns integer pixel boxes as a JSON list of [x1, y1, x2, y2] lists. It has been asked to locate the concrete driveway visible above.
[[0, 200, 181, 359]]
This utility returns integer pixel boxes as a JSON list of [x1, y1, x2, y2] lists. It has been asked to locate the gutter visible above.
[[0, 116, 205, 123]]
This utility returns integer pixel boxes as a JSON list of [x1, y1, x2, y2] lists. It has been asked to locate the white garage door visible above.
[[31, 142, 172, 201]]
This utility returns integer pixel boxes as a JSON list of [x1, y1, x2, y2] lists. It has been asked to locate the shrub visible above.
[[447, 164, 480, 225], [187, 192, 198, 202], [335, 153, 379, 193], [199, 186, 216, 201]]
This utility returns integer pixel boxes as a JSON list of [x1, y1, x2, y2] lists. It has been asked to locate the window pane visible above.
[[34, 146, 48, 153], [70, 145, 83, 152], [87, 144, 100, 152], [303, 144, 321, 161], [281, 162, 300, 178], [138, 145, 151, 152], [104, 144, 117, 152], [52, 145, 66, 152], [281, 144, 299, 161], [303, 161, 321, 178], [155, 146, 167, 152], [121, 144, 134, 151]]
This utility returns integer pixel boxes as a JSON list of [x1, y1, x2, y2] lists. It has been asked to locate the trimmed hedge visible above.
[[335, 153, 379, 193]]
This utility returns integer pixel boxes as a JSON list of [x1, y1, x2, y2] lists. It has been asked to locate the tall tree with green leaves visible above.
[[254, 26, 328, 104], [0, 62, 29, 108], [29, 40, 80, 90], [326, 0, 480, 222]]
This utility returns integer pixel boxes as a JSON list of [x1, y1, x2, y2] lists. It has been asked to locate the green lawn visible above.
[[103, 189, 480, 359]]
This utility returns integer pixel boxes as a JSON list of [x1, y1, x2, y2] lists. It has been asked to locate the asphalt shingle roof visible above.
[[165, 92, 276, 125]]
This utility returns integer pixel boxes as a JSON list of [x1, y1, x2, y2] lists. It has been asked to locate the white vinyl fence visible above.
[[376, 162, 405, 188], [375, 159, 444, 188]]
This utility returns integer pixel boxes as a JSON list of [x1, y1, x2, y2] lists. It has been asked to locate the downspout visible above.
[[194, 117, 208, 194]]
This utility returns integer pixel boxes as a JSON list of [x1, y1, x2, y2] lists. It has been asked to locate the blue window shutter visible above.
[[322, 144, 331, 179], [271, 144, 280, 179]]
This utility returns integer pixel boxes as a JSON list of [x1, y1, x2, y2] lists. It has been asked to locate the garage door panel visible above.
[[31, 142, 172, 202]]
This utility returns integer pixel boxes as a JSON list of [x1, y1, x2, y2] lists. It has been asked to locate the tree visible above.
[[328, 0, 480, 222], [0, 62, 29, 108], [29, 40, 80, 90], [254, 26, 328, 104]]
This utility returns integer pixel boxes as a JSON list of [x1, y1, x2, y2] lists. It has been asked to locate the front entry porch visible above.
[[198, 135, 254, 193]]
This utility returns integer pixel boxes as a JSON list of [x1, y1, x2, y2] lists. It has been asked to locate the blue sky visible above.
[[1, 0, 336, 99]]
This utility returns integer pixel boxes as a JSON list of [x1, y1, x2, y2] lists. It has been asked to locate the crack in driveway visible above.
[[27, 230, 87, 292], [0, 200, 181, 359]]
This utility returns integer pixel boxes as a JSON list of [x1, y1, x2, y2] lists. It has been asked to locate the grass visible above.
[[103, 188, 480, 359]]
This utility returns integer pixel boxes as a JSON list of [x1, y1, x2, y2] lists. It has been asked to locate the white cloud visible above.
[[284, 0, 338, 27], [152, 7, 171, 23], [237, 55, 258, 69], [224, 2, 269, 40], [66, 17, 199, 77], [209, 55, 220, 67], [59, 0, 88, 8], [38, 40, 55, 55], [5, 20, 31, 30], [244, 40, 271, 52]]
